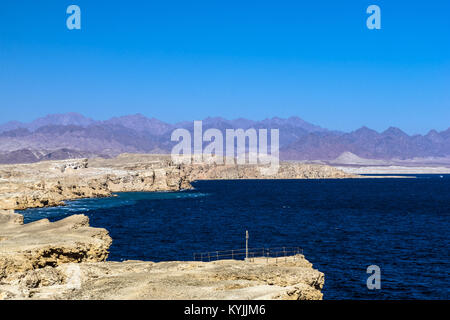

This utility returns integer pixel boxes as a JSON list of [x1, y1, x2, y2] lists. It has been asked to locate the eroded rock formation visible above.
[[0, 209, 324, 300], [0, 254, 324, 300], [0, 154, 355, 210], [0, 210, 112, 281], [0, 154, 349, 300]]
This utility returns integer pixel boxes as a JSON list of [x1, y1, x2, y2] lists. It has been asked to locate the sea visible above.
[[19, 174, 450, 299]]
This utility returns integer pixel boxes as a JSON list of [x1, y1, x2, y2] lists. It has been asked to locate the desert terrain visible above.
[[0, 154, 353, 300]]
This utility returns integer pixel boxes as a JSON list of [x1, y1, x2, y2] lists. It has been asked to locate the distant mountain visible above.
[[28, 113, 95, 130], [0, 121, 24, 133], [0, 112, 448, 164], [176, 116, 326, 147], [103, 114, 173, 136], [280, 126, 450, 160], [0, 149, 43, 164], [0, 148, 100, 164], [0, 113, 95, 133], [0, 124, 166, 155]]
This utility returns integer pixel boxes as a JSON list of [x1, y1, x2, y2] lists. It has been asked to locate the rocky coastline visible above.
[[0, 154, 356, 211], [0, 154, 354, 300]]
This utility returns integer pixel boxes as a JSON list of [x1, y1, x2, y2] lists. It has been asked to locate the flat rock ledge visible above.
[[65, 257, 324, 300], [0, 155, 334, 300], [0, 209, 324, 300]]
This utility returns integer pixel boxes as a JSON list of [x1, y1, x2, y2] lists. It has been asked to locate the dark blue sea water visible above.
[[20, 175, 450, 299]]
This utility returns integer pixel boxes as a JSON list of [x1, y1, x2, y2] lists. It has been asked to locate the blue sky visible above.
[[0, 0, 449, 134]]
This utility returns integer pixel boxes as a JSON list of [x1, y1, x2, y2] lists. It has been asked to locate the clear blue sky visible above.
[[0, 0, 449, 134]]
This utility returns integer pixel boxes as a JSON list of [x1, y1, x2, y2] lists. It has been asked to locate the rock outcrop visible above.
[[0, 154, 347, 300], [0, 154, 356, 210], [0, 208, 323, 300], [0, 210, 112, 282], [0, 254, 324, 300]]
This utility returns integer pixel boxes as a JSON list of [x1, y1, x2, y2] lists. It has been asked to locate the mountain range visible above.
[[0, 113, 449, 164]]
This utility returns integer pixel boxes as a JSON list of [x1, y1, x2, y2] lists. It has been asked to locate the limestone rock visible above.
[[0, 154, 356, 211], [0, 256, 324, 300], [0, 154, 349, 300], [0, 212, 112, 281]]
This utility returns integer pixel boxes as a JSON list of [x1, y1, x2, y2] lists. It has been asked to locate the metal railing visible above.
[[193, 246, 303, 262]]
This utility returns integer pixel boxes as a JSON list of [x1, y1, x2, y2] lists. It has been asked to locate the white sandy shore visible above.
[[337, 166, 450, 174]]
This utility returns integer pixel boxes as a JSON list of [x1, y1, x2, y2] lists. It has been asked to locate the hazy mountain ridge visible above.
[[281, 126, 450, 160], [0, 113, 449, 164], [0, 112, 96, 132]]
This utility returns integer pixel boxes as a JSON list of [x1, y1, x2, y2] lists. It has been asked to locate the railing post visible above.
[[216, 251, 219, 260], [232, 250, 234, 260], [245, 230, 249, 261]]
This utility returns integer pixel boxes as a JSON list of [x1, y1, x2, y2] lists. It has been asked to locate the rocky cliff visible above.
[[0, 210, 111, 274], [0, 208, 324, 300], [0, 154, 349, 300], [0, 154, 355, 210]]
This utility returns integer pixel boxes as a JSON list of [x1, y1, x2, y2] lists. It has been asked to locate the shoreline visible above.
[[0, 154, 357, 211], [0, 207, 325, 300], [16, 174, 418, 213], [336, 165, 450, 175], [0, 154, 348, 300], [2, 154, 444, 300]]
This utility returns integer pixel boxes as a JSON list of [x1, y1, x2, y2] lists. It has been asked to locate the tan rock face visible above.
[[0, 154, 348, 300], [0, 256, 324, 300], [0, 154, 356, 211], [0, 210, 112, 281], [0, 211, 325, 300]]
